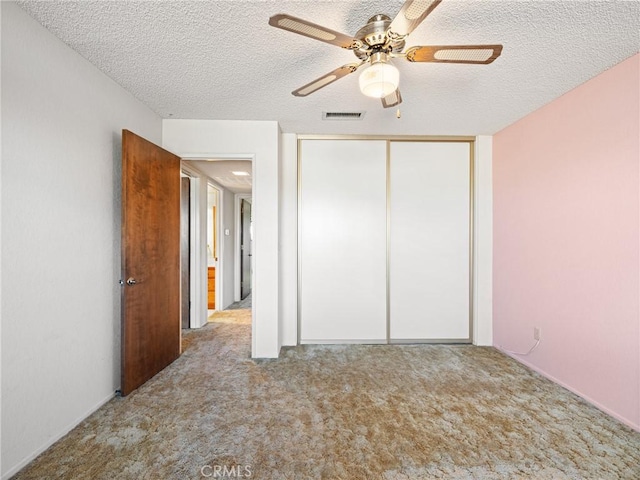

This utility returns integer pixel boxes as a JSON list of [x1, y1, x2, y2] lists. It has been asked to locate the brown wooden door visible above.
[[121, 130, 181, 396]]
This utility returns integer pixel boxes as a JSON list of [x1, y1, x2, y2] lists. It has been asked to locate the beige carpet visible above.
[[13, 310, 640, 479], [207, 308, 251, 325]]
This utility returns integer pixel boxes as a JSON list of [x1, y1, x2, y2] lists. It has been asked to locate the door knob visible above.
[[126, 277, 137, 286]]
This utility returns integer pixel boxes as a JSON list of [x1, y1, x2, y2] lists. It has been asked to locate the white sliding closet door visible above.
[[299, 140, 387, 343], [389, 142, 471, 341]]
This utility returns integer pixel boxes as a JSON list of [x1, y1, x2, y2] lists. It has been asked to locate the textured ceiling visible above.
[[17, 0, 640, 136], [185, 160, 253, 193]]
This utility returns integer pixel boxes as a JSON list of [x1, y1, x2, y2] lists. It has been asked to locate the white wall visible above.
[[473, 135, 493, 345], [1, 3, 162, 478], [162, 120, 281, 358], [279, 133, 298, 347], [192, 173, 208, 328]]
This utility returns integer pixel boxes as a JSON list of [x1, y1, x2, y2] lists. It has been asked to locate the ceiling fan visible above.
[[268, 0, 503, 108]]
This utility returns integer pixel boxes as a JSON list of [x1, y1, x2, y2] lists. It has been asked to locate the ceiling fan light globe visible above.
[[359, 62, 399, 98]]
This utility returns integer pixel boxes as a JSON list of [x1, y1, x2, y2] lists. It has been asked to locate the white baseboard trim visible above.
[[2, 391, 116, 480], [299, 339, 387, 344]]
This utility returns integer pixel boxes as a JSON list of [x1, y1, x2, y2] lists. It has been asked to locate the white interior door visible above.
[[299, 140, 387, 343], [389, 142, 471, 341]]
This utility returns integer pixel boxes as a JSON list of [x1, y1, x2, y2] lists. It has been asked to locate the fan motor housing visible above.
[[354, 14, 405, 60]]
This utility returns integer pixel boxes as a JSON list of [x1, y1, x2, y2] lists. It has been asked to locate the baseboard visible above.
[[300, 339, 388, 344], [497, 348, 640, 433], [390, 338, 471, 344], [2, 391, 116, 480]]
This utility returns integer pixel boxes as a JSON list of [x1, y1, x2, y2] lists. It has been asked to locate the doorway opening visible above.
[[181, 158, 253, 325]]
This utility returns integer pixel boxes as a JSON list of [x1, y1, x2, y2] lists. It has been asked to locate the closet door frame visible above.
[[297, 135, 475, 345]]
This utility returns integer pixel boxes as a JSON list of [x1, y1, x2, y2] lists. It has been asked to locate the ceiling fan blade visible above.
[[388, 0, 442, 38], [292, 63, 361, 97], [269, 14, 362, 50], [405, 45, 503, 64], [381, 89, 403, 108]]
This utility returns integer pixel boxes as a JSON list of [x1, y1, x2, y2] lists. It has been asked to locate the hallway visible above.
[[224, 293, 252, 311]]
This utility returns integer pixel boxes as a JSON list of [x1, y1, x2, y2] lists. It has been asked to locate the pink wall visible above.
[[493, 54, 640, 430]]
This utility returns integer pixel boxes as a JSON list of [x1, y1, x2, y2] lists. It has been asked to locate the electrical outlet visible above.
[[534, 327, 541, 341]]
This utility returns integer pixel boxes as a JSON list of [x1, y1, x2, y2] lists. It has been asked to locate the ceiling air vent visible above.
[[322, 111, 365, 120]]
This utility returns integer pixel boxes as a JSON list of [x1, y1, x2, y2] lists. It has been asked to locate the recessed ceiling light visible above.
[[232, 171, 250, 176]]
